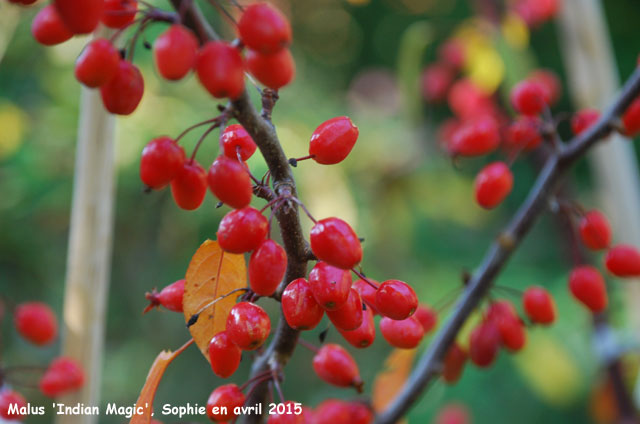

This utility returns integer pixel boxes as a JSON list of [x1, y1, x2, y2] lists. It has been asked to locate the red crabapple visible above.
[[309, 116, 359, 165]]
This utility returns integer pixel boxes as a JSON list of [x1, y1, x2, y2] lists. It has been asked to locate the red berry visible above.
[[226, 302, 271, 350], [221, 124, 258, 161], [196, 41, 245, 99], [207, 156, 253, 209], [496, 314, 526, 352], [327, 288, 363, 331], [309, 116, 359, 165], [101, 0, 137, 29], [249, 239, 288, 296], [246, 48, 296, 90], [447, 79, 496, 120], [435, 403, 471, 424], [312, 344, 363, 391], [571, 109, 600, 135], [568, 265, 608, 313], [338, 307, 375, 349], [414, 304, 437, 333], [282, 278, 325, 330], [504, 116, 542, 153], [421, 64, 454, 103], [238, 2, 292, 54], [14, 301, 58, 345], [0, 390, 26, 420], [474, 162, 514, 209], [315, 400, 351, 424], [438, 38, 465, 69], [40, 357, 84, 398], [170, 160, 207, 210], [154, 24, 198, 81], [310, 217, 362, 270], [522, 286, 555, 324], [442, 343, 467, 384], [100, 60, 144, 115], [485, 299, 517, 323], [217, 207, 268, 253], [208, 331, 242, 378], [140, 136, 186, 189], [468, 320, 500, 367], [267, 401, 305, 424], [579, 210, 612, 250], [53, 0, 104, 34], [379, 316, 424, 349], [510, 79, 548, 116], [145, 279, 185, 313], [31, 5, 73, 46], [206, 384, 245, 422], [622, 97, 640, 136], [450, 116, 500, 156], [74, 38, 120, 88], [348, 402, 373, 424], [352, 279, 379, 314], [375, 279, 418, 320], [529, 69, 561, 104], [605, 244, 640, 277], [308, 262, 352, 311]]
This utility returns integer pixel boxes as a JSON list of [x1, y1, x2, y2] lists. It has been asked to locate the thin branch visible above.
[[375, 68, 640, 424]]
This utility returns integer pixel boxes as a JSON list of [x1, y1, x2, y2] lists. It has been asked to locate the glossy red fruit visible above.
[[267, 401, 305, 424], [338, 307, 375, 348], [496, 314, 526, 351], [309, 116, 359, 165], [310, 217, 362, 270], [54, 0, 104, 34], [40, 357, 84, 398], [246, 48, 295, 90], [447, 79, 496, 120], [579, 210, 612, 250], [308, 262, 352, 311], [522, 286, 555, 324], [208, 331, 242, 378], [421, 64, 454, 103], [207, 156, 252, 209], [0, 390, 26, 420], [312, 344, 363, 391], [249, 239, 287, 296], [315, 400, 351, 424], [442, 343, 467, 384], [281, 278, 325, 330], [474, 162, 514, 209], [414, 304, 437, 333], [145, 279, 185, 313], [217, 207, 268, 253], [504, 116, 542, 153], [435, 403, 471, 424], [327, 288, 363, 331], [438, 38, 465, 69], [468, 321, 501, 367], [375, 280, 418, 320], [352, 279, 379, 314], [221, 124, 258, 161], [529, 69, 561, 104], [379, 316, 424, 349], [31, 5, 73, 46], [450, 116, 500, 156], [511, 79, 548, 115], [100, 60, 144, 115], [348, 402, 373, 424], [206, 384, 245, 422], [140, 136, 186, 189], [568, 266, 608, 313], [101, 0, 137, 29], [14, 302, 58, 345], [196, 41, 245, 99], [605, 245, 640, 277], [622, 97, 640, 136], [74, 38, 120, 88], [571, 109, 600, 135], [485, 299, 517, 323], [238, 2, 292, 54], [153, 24, 198, 81], [171, 160, 207, 210], [226, 302, 271, 350]]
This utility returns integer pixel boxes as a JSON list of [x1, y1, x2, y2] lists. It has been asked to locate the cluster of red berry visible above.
[[0, 302, 84, 421]]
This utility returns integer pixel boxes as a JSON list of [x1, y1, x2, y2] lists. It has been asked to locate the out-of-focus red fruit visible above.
[[421, 64, 454, 103]]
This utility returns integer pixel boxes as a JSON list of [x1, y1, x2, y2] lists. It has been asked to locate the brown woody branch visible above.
[[375, 68, 640, 424]]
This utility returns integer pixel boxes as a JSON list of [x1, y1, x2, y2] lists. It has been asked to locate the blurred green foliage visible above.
[[1, 0, 640, 423]]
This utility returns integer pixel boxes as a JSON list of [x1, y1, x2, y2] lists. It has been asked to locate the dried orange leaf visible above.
[[129, 340, 193, 424], [372, 348, 416, 413], [183, 239, 247, 360]]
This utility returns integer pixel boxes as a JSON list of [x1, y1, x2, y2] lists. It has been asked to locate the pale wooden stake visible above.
[[56, 31, 116, 424]]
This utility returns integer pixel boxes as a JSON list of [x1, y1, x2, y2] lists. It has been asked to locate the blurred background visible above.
[[1, 0, 640, 422]]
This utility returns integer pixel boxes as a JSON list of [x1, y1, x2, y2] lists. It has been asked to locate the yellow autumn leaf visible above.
[[183, 240, 247, 361], [372, 348, 417, 413]]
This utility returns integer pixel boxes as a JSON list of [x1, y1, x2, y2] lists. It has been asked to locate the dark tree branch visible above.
[[375, 68, 640, 424]]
